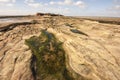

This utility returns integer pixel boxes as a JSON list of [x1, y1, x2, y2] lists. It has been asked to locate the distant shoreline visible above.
[[72, 16, 120, 25], [0, 15, 33, 19]]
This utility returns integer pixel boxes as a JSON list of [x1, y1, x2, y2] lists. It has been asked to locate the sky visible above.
[[0, 0, 120, 17]]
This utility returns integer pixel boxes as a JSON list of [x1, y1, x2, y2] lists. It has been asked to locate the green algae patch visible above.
[[25, 30, 74, 80]]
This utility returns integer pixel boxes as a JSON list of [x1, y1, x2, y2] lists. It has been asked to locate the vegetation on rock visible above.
[[25, 30, 74, 80]]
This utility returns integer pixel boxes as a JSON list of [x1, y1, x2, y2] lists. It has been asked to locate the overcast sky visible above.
[[0, 0, 120, 17]]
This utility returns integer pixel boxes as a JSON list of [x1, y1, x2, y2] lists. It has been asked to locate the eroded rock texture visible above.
[[0, 16, 120, 80], [0, 23, 41, 80]]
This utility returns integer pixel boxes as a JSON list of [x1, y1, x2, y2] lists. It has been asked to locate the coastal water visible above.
[[0, 18, 31, 23]]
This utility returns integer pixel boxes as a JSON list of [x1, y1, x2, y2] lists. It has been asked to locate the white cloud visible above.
[[0, 0, 15, 3], [38, 7, 70, 15], [0, 0, 15, 6], [110, 0, 120, 10], [111, 5, 120, 10], [27, 3, 41, 8], [107, 0, 120, 17], [0, 9, 21, 13], [114, 0, 120, 3], [0, 9, 21, 15], [0, 9, 35, 15], [6, 3, 13, 6], [74, 1, 86, 8], [44, 3, 48, 6], [12, 0, 15, 3], [0, 0, 10, 2], [114, 5, 120, 10], [49, 1, 56, 5], [50, 0, 73, 5], [24, 0, 35, 3], [64, 0, 73, 5], [24, 0, 42, 8], [49, 0, 86, 8]]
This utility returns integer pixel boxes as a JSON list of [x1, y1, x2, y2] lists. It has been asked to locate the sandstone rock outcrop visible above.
[[0, 23, 41, 80], [0, 16, 120, 80]]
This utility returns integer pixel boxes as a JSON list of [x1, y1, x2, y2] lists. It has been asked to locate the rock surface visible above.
[[0, 16, 120, 80]]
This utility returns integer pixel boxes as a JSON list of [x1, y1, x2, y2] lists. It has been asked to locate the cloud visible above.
[[110, 5, 120, 10], [74, 1, 86, 8], [0, 0, 15, 6], [106, 0, 120, 17], [0, 0, 10, 2], [23, 0, 71, 15], [110, 0, 120, 10], [0, 9, 21, 13], [114, 5, 120, 10], [6, 3, 14, 6], [0, 9, 21, 15], [113, 0, 120, 3], [49, 1, 55, 5], [0, 9, 35, 15], [25, 0, 34, 3], [27, 3, 41, 8], [0, 0, 15, 3], [50, 0, 86, 8], [37, 7, 70, 15], [24, 0, 42, 8], [50, 0, 73, 5], [64, 0, 73, 5]]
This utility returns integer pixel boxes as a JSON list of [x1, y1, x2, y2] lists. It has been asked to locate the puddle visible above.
[[70, 29, 88, 36]]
